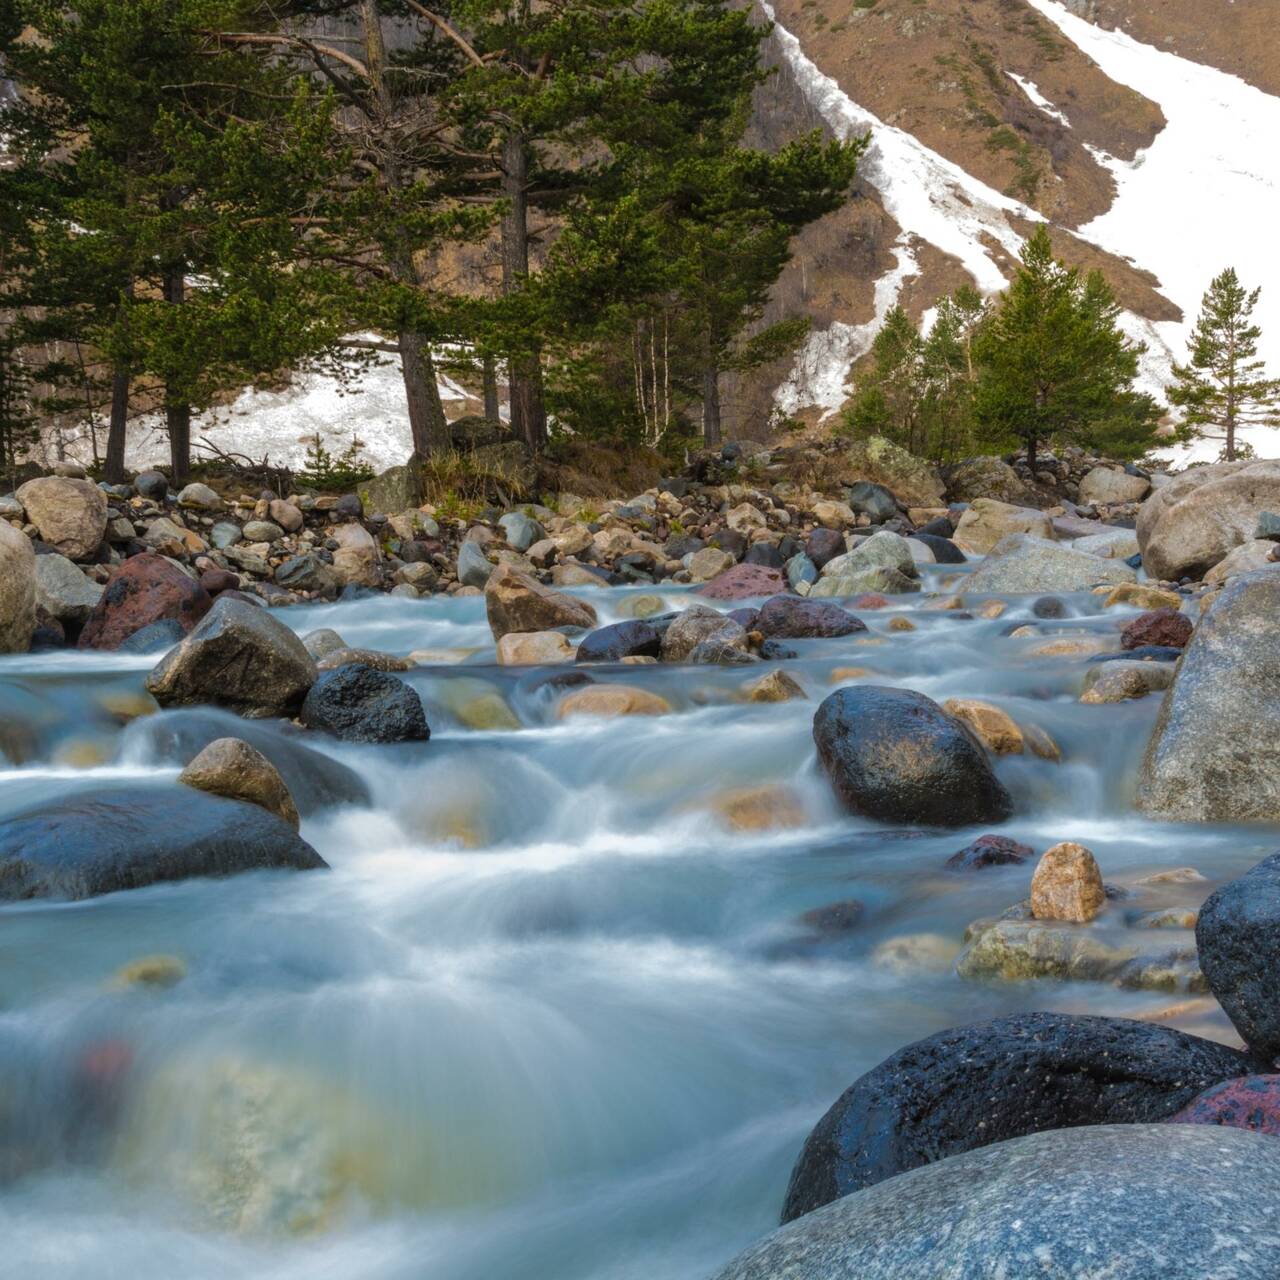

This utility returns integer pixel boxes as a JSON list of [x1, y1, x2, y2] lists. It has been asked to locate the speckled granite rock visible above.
[[718, 1125, 1280, 1280], [781, 1011, 1247, 1222]]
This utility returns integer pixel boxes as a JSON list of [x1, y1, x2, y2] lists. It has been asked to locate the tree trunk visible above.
[[1025, 433, 1038, 475], [361, 0, 449, 457], [162, 264, 191, 483], [702, 327, 722, 447], [104, 365, 129, 484], [500, 131, 547, 452], [482, 353, 500, 422]]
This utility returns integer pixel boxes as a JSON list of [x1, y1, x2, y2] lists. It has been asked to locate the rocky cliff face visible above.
[[743, 0, 1280, 437]]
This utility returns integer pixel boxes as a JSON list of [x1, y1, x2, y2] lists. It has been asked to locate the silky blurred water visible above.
[[0, 572, 1273, 1279]]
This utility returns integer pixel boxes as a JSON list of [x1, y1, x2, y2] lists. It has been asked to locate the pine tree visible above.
[[973, 227, 1160, 469], [1168, 268, 1279, 461], [845, 305, 924, 451]]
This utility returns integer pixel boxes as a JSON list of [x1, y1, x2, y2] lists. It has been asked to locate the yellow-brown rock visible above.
[[1030, 841, 1106, 923], [557, 684, 671, 719], [943, 698, 1024, 755]]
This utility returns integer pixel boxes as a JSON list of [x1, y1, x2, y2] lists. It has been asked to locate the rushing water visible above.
[[0, 568, 1271, 1279]]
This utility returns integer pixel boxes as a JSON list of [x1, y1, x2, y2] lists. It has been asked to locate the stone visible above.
[[1196, 851, 1280, 1062], [484, 564, 598, 640], [945, 834, 1033, 870], [124, 708, 369, 814], [1122, 607, 1192, 650], [315, 647, 415, 672], [496, 631, 575, 664], [300, 664, 428, 743], [1203, 538, 1277, 584], [1168, 1075, 1280, 1136], [268, 499, 304, 532], [944, 456, 1034, 505], [0, 784, 325, 900], [1101, 581, 1183, 611], [941, 698, 1023, 755], [725, 501, 768, 534], [844, 481, 897, 522], [302, 628, 347, 661], [952, 498, 1054, 554], [145, 596, 317, 718], [241, 520, 284, 544], [743, 669, 806, 703], [330, 522, 380, 587], [660, 604, 747, 662], [143, 516, 200, 556], [133, 471, 168, 501], [805, 528, 846, 568], [1080, 659, 1174, 703], [810, 566, 918, 597], [842, 436, 944, 506], [909, 532, 965, 564], [178, 737, 300, 830], [575, 620, 662, 663], [393, 562, 438, 591], [707, 784, 806, 832], [778, 1011, 1247, 1220], [110, 954, 187, 990], [117, 618, 188, 654], [199, 568, 239, 595], [871, 933, 959, 974], [550, 562, 610, 588], [359, 463, 422, 516], [812, 686, 1013, 827], [812, 500, 855, 531], [78, 553, 213, 650], [274, 554, 342, 597], [957, 919, 1138, 982], [16, 476, 108, 558], [1022, 722, 1062, 761], [498, 510, 545, 551], [209, 521, 243, 551], [723, 1125, 1280, 1280], [176, 482, 222, 511], [1030, 841, 1105, 922], [755, 596, 866, 640], [964, 534, 1136, 593], [799, 900, 864, 934], [695, 563, 786, 600], [32, 553, 103, 625], [0, 521, 36, 653], [744, 541, 785, 570], [556, 684, 671, 718], [821, 530, 916, 580], [688, 546, 736, 582], [456, 539, 494, 588], [1078, 465, 1151, 505], [1072, 527, 1141, 559]]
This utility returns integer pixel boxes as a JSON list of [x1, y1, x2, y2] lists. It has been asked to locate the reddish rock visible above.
[[756, 595, 867, 639], [946, 834, 1035, 871], [78, 553, 213, 650], [1167, 1075, 1280, 1136], [1122, 608, 1193, 651], [199, 568, 240, 595], [852, 593, 891, 610], [696, 563, 787, 601], [805, 528, 846, 569]]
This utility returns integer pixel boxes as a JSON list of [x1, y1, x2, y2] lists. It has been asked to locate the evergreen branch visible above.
[[398, 0, 488, 70]]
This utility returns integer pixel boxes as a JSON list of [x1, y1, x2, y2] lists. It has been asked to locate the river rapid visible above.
[[0, 568, 1270, 1279]]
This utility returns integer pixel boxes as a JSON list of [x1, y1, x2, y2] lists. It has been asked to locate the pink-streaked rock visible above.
[[696, 563, 787, 601], [1166, 1075, 1280, 1137]]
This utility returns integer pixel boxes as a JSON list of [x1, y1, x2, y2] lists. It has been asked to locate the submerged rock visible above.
[[779, 1011, 1247, 1221], [178, 737, 301, 830], [945, 834, 1033, 871], [557, 684, 670, 718], [813, 686, 1012, 827], [721, 1125, 1280, 1280], [0, 784, 325, 900]]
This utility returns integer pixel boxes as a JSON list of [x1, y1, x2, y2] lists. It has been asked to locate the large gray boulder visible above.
[[716, 1125, 1280, 1280], [1138, 567, 1280, 821], [0, 521, 36, 652], [953, 499, 1054, 553], [944, 456, 1034, 506], [963, 533, 1136, 593], [820, 530, 916, 581], [0, 784, 325, 900], [33, 552, 103, 625], [145, 596, 317, 718], [1138, 459, 1280, 580], [1078, 465, 1150, 505]]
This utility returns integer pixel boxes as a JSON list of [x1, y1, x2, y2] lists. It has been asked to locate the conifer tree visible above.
[[1168, 268, 1279, 461]]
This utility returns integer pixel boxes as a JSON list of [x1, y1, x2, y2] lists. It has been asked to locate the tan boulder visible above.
[[1080, 660, 1174, 704], [484, 564, 598, 639], [688, 547, 736, 582], [812, 500, 855, 530], [178, 737, 300, 830], [1203, 539, 1276, 584], [496, 630, 575, 665], [1099, 582, 1183, 611], [943, 698, 1024, 754], [557, 684, 671, 719], [330, 522, 380, 587], [953, 499, 1054, 554], [842, 436, 945, 506], [1078, 466, 1150, 506], [742, 669, 807, 703], [0, 520, 36, 652], [1030, 841, 1106, 923], [705, 784, 806, 832], [16, 476, 107, 559]]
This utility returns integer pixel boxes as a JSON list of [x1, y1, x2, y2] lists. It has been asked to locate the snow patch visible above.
[[1008, 73, 1071, 127]]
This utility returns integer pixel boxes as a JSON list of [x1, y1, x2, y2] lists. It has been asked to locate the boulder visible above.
[[1078, 466, 1150, 505], [805, 528, 846, 568], [844, 481, 897, 522], [1071, 527, 1141, 559], [274, 554, 342, 597], [268, 499, 304, 532], [32, 553, 103, 625], [78, 553, 213, 651], [0, 784, 325, 900], [145, 596, 317, 718], [1030, 841, 1105, 922], [0, 520, 36, 653], [575, 620, 662, 663], [779, 1011, 1247, 1220], [330, 522, 380, 587], [133, 471, 168, 501], [945, 834, 1033, 870], [941, 698, 1023, 754], [1101, 582, 1183, 611], [811, 500, 856, 531], [484, 564, 598, 639], [241, 520, 283, 544], [1138, 568, 1280, 821], [1203, 538, 1276, 584], [953, 499, 1054, 554], [178, 737, 300, 830], [359, 463, 422, 516], [15, 477, 107, 559], [695, 563, 786, 601], [1139, 459, 1280, 580], [122, 708, 369, 814], [944, 456, 1034, 505], [821, 530, 916, 581], [1196, 851, 1280, 1063], [457, 540, 494, 589], [176, 482, 222, 511], [1080, 659, 1174, 703], [499, 511, 546, 552], [743, 669, 807, 702], [841, 436, 944, 507], [812, 686, 1013, 826], [1121, 607, 1192, 650], [755, 596, 866, 639], [557, 684, 671, 718], [315, 647, 414, 672], [810, 566, 918, 597], [688, 547, 736, 582], [962, 533, 1136, 593], [909, 533, 965, 564], [300, 664, 429, 743], [722, 1125, 1280, 1280], [1168, 1075, 1280, 1136], [496, 631, 575, 664], [117, 619, 188, 654], [660, 604, 748, 662], [302, 628, 347, 661]]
